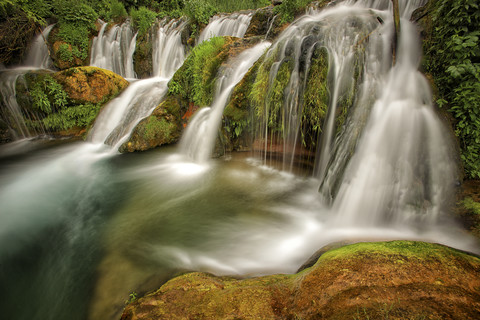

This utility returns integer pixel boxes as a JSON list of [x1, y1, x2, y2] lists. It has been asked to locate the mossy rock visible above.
[[53, 66, 129, 104], [133, 32, 154, 79], [119, 96, 182, 152], [121, 241, 480, 320], [14, 67, 128, 138]]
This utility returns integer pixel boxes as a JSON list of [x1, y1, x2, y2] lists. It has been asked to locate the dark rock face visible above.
[[120, 241, 480, 320]]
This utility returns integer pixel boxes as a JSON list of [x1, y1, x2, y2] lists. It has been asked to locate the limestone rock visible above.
[[121, 241, 480, 320]]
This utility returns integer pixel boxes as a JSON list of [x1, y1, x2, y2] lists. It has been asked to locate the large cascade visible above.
[[90, 20, 137, 79], [246, 0, 457, 231], [198, 12, 253, 44]]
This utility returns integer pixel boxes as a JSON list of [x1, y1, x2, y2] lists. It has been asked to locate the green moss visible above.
[[302, 46, 329, 147], [316, 241, 480, 266], [144, 116, 175, 141], [168, 36, 229, 107], [462, 197, 480, 215]]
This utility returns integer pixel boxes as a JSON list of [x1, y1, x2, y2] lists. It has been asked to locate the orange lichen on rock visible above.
[[53, 66, 129, 104]]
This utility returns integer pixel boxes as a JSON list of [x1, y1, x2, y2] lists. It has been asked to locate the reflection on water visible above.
[[0, 140, 477, 320]]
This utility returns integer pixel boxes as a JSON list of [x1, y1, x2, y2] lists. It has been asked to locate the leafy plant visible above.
[[106, 0, 128, 22], [168, 36, 227, 107], [425, 0, 480, 178], [125, 291, 138, 305], [183, 0, 217, 25], [130, 6, 157, 36]]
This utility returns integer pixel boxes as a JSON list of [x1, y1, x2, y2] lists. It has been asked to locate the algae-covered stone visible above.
[[120, 96, 182, 152], [121, 241, 480, 320]]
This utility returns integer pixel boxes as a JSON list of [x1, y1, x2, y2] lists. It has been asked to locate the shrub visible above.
[[130, 6, 157, 36], [425, 0, 480, 178], [106, 0, 128, 22], [184, 0, 217, 25]]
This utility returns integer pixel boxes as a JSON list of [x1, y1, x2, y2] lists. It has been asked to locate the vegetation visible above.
[[26, 74, 101, 131], [130, 6, 157, 36], [425, 0, 480, 178], [168, 36, 228, 107]]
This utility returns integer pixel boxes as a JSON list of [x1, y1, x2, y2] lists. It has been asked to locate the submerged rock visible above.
[[121, 241, 480, 319]]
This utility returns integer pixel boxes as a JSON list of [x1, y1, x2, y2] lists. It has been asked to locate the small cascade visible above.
[[90, 20, 137, 79], [152, 19, 188, 78], [198, 12, 253, 44], [88, 77, 169, 149], [89, 18, 187, 150], [0, 24, 55, 139], [24, 24, 55, 69], [179, 42, 271, 163]]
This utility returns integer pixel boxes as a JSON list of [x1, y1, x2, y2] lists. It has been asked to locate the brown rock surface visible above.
[[120, 241, 480, 319]]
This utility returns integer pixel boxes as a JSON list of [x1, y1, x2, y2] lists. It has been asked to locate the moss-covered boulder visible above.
[[121, 241, 480, 320], [119, 96, 182, 152], [53, 66, 128, 104], [15, 66, 128, 138]]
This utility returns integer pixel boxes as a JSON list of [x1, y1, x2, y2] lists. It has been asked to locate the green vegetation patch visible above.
[[424, 0, 480, 178], [130, 6, 157, 37], [22, 73, 101, 131], [302, 46, 329, 148], [168, 36, 229, 107]]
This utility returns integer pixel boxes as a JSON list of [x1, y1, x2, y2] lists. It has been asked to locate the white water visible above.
[[153, 19, 187, 78], [90, 20, 137, 79], [0, 2, 478, 320], [24, 24, 55, 69], [89, 18, 187, 150], [198, 12, 253, 44], [0, 24, 55, 139], [180, 42, 271, 163]]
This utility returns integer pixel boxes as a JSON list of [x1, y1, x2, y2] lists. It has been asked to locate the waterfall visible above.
[[24, 24, 55, 69], [0, 24, 55, 140], [250, 0, 455, 229], [179, 42, 271, 163], [90, 20, 137, 79], [89, 19, 187, 150], [198, 12, 253, 44], [153, 19, 188, 78]]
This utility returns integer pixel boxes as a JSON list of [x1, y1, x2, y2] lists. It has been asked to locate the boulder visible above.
[[120, 241, 480, 320], [119, 96, 182, 152], [52, 66, 129, 104]]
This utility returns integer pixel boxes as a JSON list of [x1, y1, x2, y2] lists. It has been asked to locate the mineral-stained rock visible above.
[[121, 241, 480, 320], [53, 66, 129, 104]]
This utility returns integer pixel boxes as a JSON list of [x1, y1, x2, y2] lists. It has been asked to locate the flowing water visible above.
[[0, 24, 55, 139], [180, 41, 271, 162], [198, 12, 253, 44], [0, 2, 478, 320], [90, 20, 137, 79]]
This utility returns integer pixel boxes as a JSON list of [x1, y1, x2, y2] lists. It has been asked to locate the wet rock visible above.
[[119, 96, 182, 152], [121, 241, 480, 320]]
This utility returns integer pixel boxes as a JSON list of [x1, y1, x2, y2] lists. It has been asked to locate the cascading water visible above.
[[90, 20, 137, 79], [180, 42, 271, 163], [24, 24, 55, 69], [153, 19, 188, 78], [0, 24, 55, 139], [0, 2, 478, 320], [197, 12, 253, 44], [89, 19, 187, 150]]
